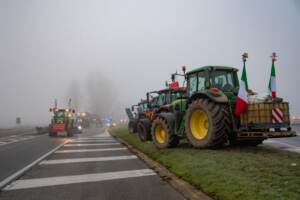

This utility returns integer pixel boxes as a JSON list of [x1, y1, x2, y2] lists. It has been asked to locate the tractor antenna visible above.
[[54, 99, 57, 109], [68, 98, 72, 108], [271, 52, 277, 63]]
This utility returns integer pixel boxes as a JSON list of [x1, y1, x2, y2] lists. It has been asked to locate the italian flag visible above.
[[268, 61, 276, 97], [235, 62, 249, 116]]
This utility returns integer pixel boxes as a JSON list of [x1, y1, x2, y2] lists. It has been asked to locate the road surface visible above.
[[0, 127, 185, 200], [263, 125, 300, 153]]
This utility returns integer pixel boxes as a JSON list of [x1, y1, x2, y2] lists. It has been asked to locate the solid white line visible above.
[[55, 148, 127, 153], [0, 140, 70, 189], [4, 169, 156, 191], [64, 143, 119, 147], [71, 140, 116, 143], [40, 155, 137, 165]]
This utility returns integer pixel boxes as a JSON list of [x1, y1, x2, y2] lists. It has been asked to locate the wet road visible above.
[[0, 127, 185, 200], [263, 125, 300, 153]]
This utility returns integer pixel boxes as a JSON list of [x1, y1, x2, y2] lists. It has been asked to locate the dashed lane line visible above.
[[4, 169, 156, 191], [40, 155, 138, 165], [55, 147, 127, 153]]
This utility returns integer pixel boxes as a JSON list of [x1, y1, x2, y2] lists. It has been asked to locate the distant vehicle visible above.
[[49, 108, 76, 137]]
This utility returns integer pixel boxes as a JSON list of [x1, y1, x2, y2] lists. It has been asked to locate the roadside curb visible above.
[[108, 131, 213, 200], [0, 139, 70, 191]]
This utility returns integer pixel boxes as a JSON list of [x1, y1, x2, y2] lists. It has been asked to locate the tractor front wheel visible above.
[[151, 117, 179, 149], [185, 99, 227, 148]]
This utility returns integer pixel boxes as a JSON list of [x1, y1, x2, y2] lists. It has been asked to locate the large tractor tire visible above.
[[137, 119, 152, 142], [151, 117, 179, 149], [128, 120, 137, 134], [67, 131, 73, 137], [185, 99, 227, 148]]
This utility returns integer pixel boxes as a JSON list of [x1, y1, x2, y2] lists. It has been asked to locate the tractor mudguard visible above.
[[190, 91, 228, 104], [158, 112, 176, 128]]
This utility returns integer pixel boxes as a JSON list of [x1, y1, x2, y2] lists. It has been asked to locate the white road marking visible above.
[[285, 148, 300, 153], [55, 147, 127, 153], [0, 140, 70, 189], [264, 140, 298, 148], [4, 169, 156, 191], [40, 155, 137, 165], [64, 143, 119, 147]]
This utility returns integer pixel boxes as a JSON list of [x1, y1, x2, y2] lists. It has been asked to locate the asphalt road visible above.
[[0, 127, 185, 200], [263, 125, 300, 153], [0, 133, 66, 184]]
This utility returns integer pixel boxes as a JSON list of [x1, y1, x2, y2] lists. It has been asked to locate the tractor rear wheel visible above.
[[185, 99, 227, 148], [137, 119, 152, 142], [67, 131, 73, 137], [151, 117, 179, 149]]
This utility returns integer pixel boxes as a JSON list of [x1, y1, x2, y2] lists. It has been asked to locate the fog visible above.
[[0, 0, 299, 127]]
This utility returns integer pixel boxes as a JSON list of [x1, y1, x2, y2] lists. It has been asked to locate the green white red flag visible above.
[[268, 59, 276, 97], [235, 61, 249, 116]]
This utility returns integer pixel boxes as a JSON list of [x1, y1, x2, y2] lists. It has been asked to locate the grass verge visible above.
[[111, 126, 300, 200]]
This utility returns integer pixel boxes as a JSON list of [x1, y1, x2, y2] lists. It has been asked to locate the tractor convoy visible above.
[[126, 53, 296, 149]]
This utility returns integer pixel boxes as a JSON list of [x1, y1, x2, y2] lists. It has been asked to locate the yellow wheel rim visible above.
[[190, 109, 209, 140], [155, 125, 166, 144]]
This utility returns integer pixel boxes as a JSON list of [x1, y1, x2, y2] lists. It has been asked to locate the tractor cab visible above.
[[147, 87, 186, 109], [186, 66, 239, 100]]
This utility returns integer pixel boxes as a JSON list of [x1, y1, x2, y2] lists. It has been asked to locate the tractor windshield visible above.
[[209, 70, 236, 92], [55, 111, 65, 117]]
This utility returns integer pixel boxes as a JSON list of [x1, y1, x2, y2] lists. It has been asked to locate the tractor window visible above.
[[198, 72, 206, 92], [166, 93, 172, 104], [210, 70, 235, 91], [55, 111, 65, 117], [188, 74, 197, 96], [158, 94, 166, 106]]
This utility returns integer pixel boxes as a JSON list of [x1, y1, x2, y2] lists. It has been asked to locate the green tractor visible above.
[[136, 87, 186, 142], [126, 100, 149, 134], [49, 108, 76, 137], [152, 61, 295, 149]]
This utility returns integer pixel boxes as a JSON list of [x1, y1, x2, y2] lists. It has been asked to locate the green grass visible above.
[[111, 126, 300, 200]]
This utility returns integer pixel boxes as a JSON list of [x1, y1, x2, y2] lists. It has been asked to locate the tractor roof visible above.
[[138, 100, 148, 105], [149, 87, 186, 94], [186, 65, 238, 75]]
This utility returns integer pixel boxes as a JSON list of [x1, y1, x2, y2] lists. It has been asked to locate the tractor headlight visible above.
[[78, 125, 82, 130]]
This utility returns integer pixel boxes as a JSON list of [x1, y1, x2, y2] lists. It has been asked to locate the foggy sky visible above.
[[0, 0, 299, 127]]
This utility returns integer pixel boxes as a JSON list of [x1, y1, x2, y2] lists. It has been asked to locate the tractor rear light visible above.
[[211, 88, 220, 93]]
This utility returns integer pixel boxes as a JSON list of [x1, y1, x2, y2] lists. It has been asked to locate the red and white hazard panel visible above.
[[272, 108, 284, 123]]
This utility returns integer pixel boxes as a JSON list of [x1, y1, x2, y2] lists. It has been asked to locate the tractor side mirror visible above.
[[131, 106, 134, 111], [49, 108, 53, 112], [205, 80, 211, 89], [171, 74, 175, 82], [182, 65, 186, 74]]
